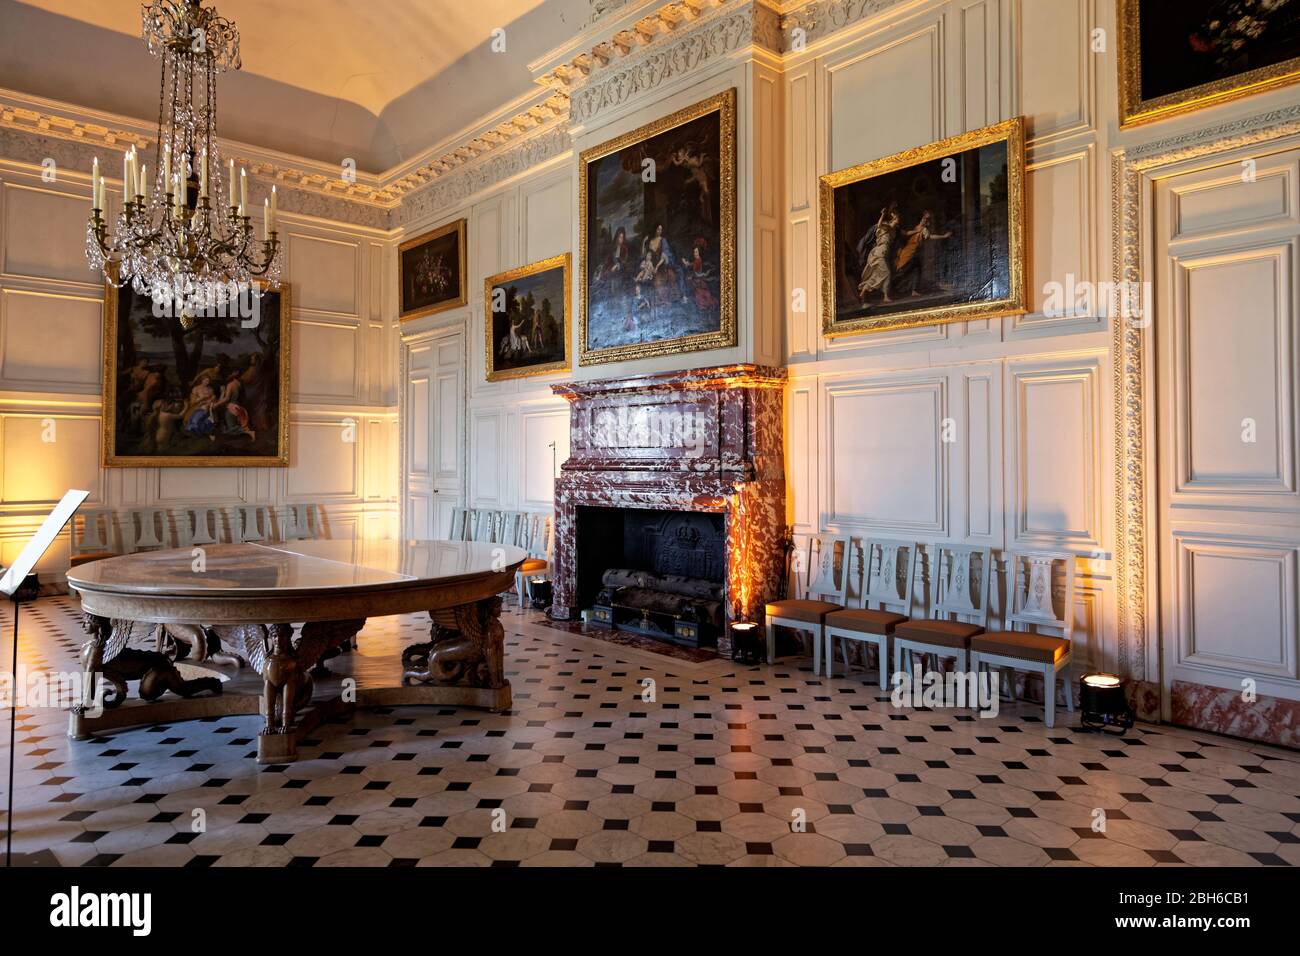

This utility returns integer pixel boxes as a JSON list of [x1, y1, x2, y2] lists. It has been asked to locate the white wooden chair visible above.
[[824, 539, 917, 687], [230, 505, 272, 543], [471, 509, 499, 543], [277, 503, 321, 541], [122, 508, 172, 552], [514, 513, 552, 609], [970, 551, 1077, 728], [69, 508, 119, 567], [447, 507, 470, 540], [764, 534, 849, 670], [177, 507, 222, 547], [893, 544, 991, 678]]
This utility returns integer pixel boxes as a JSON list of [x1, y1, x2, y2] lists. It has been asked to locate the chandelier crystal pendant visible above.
[[86, 0, 280, 323]]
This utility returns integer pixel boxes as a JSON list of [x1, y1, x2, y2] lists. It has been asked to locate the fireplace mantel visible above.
[[550, 364, 787, 637]]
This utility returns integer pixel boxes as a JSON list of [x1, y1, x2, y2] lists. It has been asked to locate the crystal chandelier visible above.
[[86, 0, 280, 320]]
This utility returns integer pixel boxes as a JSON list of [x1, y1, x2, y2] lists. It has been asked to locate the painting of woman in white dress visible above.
[[820, 118, 1026, 336]]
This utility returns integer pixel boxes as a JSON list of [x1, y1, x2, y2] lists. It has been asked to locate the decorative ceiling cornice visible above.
[[0, 89, 402, 214], [779, 0, 915, 47], [398, 123, 573, 227]]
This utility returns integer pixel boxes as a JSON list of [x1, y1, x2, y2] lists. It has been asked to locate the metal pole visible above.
[[5, 599, 17, 867]]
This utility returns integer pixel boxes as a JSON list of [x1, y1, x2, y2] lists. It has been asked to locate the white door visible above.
[[1153, 145, 1300, 716], [402, 325, 464, 539]]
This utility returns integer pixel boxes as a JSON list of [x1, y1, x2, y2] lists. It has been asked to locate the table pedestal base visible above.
[[68, 595, 512, 764]]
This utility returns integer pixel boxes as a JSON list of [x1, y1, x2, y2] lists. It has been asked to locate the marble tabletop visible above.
[[67, 539, 526, 599]]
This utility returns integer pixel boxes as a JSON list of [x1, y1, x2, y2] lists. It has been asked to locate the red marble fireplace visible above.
[[550, 364, 787, 651]]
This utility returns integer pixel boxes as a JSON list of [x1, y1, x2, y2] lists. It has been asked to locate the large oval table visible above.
[[66, 539, 525, 763]]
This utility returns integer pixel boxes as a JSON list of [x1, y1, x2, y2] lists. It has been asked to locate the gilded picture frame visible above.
[[399, 218, 468, 321], [1119, 0, 1300, 128], [819, 117, 1027, 338], [484, 253, 572, 382], [102, 281, 292, 467], [578, 88, 737, 366]]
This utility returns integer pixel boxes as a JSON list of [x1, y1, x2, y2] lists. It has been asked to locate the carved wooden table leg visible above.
[[69, 614, 109, 740], [400, 595, 511, 713]]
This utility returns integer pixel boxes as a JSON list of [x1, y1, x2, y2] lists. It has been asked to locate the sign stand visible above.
[[2, 490, 89, 868]]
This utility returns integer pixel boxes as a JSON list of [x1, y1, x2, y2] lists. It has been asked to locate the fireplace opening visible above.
[[575, 505, 726, 648]]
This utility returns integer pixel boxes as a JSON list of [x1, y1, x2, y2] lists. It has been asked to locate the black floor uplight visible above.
[[1078, 673, 1134, 735]]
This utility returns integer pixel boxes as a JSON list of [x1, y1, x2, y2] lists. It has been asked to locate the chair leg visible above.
[[878, 638, 888, 691], [811, 627, 821, 675], [515, 571, 525, 610], [766, 620, 775, 665], [1044, 664, 1056, 728], [824, 632, 835, 678], [1063, 660, 1074, 712], [841, 638, 852, 675]]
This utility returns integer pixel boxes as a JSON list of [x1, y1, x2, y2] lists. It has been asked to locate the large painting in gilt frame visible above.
[[103, 283, 291, 467], [579, 88, 736, 366], [1119, 0, 1300, 127], [399, 218, 467, 321], [485, 253, 571, 382], [820, 117, 1027, 338]]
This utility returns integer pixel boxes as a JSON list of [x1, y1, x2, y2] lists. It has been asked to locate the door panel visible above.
[[1155, 148, 1300, 707], [403, 326, 464, 539]]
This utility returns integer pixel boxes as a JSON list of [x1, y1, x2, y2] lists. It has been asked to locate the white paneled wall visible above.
[[0, 158, 399, 578], [783, 0, 1115, 673]]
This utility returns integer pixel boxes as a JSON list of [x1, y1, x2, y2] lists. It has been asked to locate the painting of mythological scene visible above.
[[1120, 0, 1300, 126], [485, 254, 571, 382], [820, 117, 1026, 337], [580, 88, 736, 365], [400, 218, 467, 320], [103, 283, 290, 466]]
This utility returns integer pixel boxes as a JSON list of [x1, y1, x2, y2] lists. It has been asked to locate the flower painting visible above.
[[1119, 0, 1300, 126], [400, 218, 467, 321]]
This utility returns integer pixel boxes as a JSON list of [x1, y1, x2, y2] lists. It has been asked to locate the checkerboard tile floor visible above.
[[2, 596, 1298, 867]]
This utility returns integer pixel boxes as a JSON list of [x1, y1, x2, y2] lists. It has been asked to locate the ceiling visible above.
[[0, 0, 589, 172]]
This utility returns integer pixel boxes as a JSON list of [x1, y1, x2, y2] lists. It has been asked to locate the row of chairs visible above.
[[70, 503, 325, 566], [447, 507, 553, 608], [767, 537, 1076, 727]]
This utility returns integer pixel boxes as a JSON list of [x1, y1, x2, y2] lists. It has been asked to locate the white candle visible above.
[[263, 198, 269, 240], [199, 149, 208, 199], [172, 174, 181, 217], [269, 185, 277, 233], [162, 145, 170, 192], [180, 156, 188, 207], [228, 158, 235, 207], [139, 163, 148, 203], [122, 151, 130, 200], [92, 157, 100, 209], [239, 167, 248, 215]]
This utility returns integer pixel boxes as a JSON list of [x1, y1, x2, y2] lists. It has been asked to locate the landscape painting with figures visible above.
[[580, 88, 735, 365], [400, 218, 467, 320], [1120, 0, 1300, 125], [485, 254, 570, 381], [103, 283, 290, 466], [820, 117, 1026, 337]]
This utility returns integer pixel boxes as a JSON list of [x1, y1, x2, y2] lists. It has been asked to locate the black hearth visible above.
[[575, 506, 726, 647]]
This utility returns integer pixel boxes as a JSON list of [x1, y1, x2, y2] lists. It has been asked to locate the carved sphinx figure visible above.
[[402, 598, 504, 688], [78, 615, 222, 709]]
